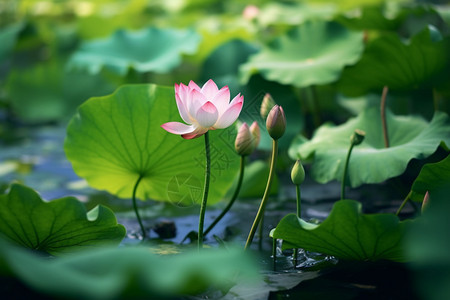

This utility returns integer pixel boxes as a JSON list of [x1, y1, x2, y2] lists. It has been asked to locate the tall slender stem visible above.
[[296, 185, 301, 218], [341, 143, 355, 201], [245, 139, 278, 250], [203, 156, 245, 237], [132, 175, 146, 239], [381, 86, 389, 148], [198, 132, 211, 250], [293, 184, 301, 268], [396, 191, 412, 216]]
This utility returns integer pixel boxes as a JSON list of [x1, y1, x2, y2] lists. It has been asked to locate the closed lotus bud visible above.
[[235, 123, 255, 156], [249, 121, 260, 149], [421, 191, 430, 214], [291, 160, 305, 185], [350, 129, 366, 146], [266, 105, 286, 140], [260, 93, 276, 120]]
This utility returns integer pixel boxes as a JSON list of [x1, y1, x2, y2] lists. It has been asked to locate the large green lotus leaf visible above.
[[410, 151, 450, 202], [0, 237, 258, 299], [289, 106, 450, 187], [68, 27, 201, 75], [339, 26, 450, 97], [0, 184, 125, 256], [64, 84, 239, 205], [239, 21, 364, 88], [271, 200, 412, 262]]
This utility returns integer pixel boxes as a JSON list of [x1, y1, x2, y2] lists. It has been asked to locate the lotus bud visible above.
[[260, 93, 276, 120], [249, 121, 260, 149], [235, 123, 255, 156], [350, 129, 366, 146], [266, 105, 286, 140], [291, 160, 305, 185], [421, 191, 430, 214]]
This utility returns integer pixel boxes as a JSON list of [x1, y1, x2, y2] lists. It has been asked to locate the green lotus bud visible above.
[[291, 160, 305, 185], [235, 122, 258, 156], [266, 105, 286, 140], [260, 93, 276, 120], [350, 129, 366, 146]]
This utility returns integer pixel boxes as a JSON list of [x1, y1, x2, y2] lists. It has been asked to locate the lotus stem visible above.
[[396, 191, 412, 216], [381, 86, 389, 148], [341, 143, 355, 201], [132, 175, 146, 240], [198, 132, 211, 250], [341, 130, 365, 200], [245, 139, 278, 250], [293, 184, 301, 268], [203, 156, 245, 237]]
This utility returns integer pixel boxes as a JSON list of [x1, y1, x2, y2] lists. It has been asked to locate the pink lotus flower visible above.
[[161, 79, 244, 139]]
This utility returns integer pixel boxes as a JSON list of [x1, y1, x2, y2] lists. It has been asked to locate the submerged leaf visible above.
[[271, 200, 412, 262], [0, 184, 125, 255], [64, 84, 239, 205], [240, 21, 364, 88], [68, 27, 201, 75], [289, 106, 450, 187]]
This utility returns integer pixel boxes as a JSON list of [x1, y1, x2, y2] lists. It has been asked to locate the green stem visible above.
[[396, 191, 412, 216], [245, 139, 278, 250], [341, 143, 355, 201], [296, 184, 301, 218], [307, 85, 321, 129], [381, 86, 389, 148], [294, 184, 301, 268], [198, 132, 211, 250], [132, 175, 146, 240], [203, 156, 245, 237]]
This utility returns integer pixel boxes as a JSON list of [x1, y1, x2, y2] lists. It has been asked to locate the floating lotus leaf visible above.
[[289, 106, 450, 187], [0, 237, 257, 299], [68, 27, 201, 75], [410, 150, 450, 202], [64, 84, 239, 205], [271, 200, 412, 262], [0, 184, 125, 256], [339, 26, 450, 97], [240, 20, 364, 88]]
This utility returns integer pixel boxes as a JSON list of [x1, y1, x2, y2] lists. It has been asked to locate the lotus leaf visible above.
[[69, 27, 201, 75], [0, 237, 258, 299], [271, 200, 412, 262], [289, 106, 450, 187], [64, 84, 240, 205], [411, 150, 450, 201], [0, 184, 125, 255], [240, 20, 364, 88], [339, 26, 450, 96]]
